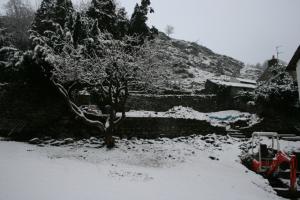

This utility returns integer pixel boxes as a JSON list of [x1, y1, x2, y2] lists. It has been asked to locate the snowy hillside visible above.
[[240, 64, 266, 81], [0, 136, 286, 200], [141, 33, 245, 91]]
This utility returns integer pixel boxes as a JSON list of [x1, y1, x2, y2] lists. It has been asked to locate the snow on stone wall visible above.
[[126, 94, 235, 113]]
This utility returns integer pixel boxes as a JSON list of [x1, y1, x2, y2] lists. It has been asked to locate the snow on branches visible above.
[[254, 63, 298, 108], [28, 13, 148, 147]]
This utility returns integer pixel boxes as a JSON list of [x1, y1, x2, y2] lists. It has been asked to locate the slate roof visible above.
[[287, 45, 300, 71]]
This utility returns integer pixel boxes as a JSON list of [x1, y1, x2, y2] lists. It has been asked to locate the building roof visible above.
[[209, 79, 257, 89], [287, 45, 300, 71], [236, 78, 257, 85]]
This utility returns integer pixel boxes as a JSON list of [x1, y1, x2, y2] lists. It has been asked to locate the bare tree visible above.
[[5, 0, 33, 17], [31, 26, 142, 147], [165, 25, 174, 37], [3, 0, 34, 49]]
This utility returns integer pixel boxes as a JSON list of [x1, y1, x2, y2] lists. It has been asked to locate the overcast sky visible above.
[[117, 0, 300, 65], [2, 0, 300, 64]]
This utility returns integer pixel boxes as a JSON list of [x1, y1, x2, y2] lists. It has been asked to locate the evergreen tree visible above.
[[65, 13, 74, 32], [90, 19, 101, 38], [129, 0, 153, 36], [86, 0, 117, 33], [73, 13, 86, 47], [31, 0, 55, 34], [0, 28, 12, 48], [0, 18, 9, 48], [53, 0, 74, 27], [149, 25, 158, 39], [141, 0, 151, 11], [115, 7, 129, 39]]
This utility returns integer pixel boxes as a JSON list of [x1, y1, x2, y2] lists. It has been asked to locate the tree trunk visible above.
[[50, 78, 126, 148]]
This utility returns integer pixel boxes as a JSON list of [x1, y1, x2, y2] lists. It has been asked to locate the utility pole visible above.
[[275, 45, 283, 60]]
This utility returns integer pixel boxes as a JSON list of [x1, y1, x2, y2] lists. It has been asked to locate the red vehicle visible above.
[[242, 132, 299, 198]]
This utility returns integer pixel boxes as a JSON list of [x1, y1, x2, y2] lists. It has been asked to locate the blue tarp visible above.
[[208, 115, 239, 121]]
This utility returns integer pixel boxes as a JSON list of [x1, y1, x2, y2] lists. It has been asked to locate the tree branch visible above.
[[50, 78, 105, 132]]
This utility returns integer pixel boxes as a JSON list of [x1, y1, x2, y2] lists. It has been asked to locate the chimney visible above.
[[268, 55, 278, 68]]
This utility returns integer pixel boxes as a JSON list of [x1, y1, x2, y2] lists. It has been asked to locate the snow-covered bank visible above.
[[0, 136, 283, 200], [123, 106, 261, 128]]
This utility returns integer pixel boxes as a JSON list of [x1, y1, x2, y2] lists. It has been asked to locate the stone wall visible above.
[[125, 93, 259, 114], [125, 94, 232, 112], [0, 82, 99, 140], [0, 83, 228, 139], [5, 82, 293, 139], [116, 117, 226, 138]]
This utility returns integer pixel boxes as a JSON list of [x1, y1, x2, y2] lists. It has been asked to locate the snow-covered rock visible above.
[[29, 138, 41, 144], [63, 138, 74, 144]]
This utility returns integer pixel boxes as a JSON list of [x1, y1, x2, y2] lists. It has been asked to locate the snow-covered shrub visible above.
[[0, 47, 24, 82], [0, 28, 13, 48], [253, 64, 298, 111]]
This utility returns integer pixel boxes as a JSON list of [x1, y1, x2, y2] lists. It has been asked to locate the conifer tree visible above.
[[90, 19, 101, 38], [65, 13, 74, 32], [141, 0, 151, 11], [86, 0, 117, 33], [129, 0, 153, 36], [73, 13, 86, 47], [31, 0, 55, 34], [53, 0, 74, 27], [115, 7, 129, 39], [0, 28, 12, 48]]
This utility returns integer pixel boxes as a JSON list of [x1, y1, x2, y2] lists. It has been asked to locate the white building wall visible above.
[[297, 60, 300, 100]]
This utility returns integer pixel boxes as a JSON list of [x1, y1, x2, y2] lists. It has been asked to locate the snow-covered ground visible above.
[[0, 135, 293, 200]]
